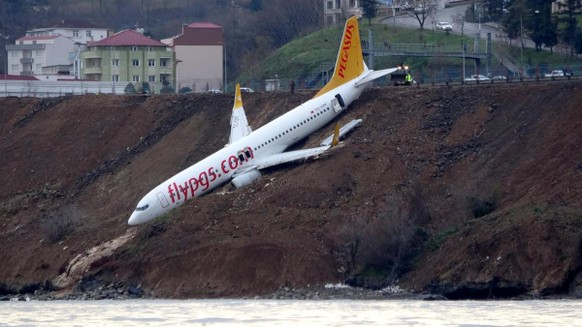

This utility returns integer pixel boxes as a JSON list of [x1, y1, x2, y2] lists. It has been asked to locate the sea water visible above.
[[2, 299, 581, 326]]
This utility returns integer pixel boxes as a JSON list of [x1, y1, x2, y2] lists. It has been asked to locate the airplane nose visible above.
[[128, 211, 146, 225]]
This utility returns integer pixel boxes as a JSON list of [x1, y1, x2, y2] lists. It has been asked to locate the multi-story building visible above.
[[6, 35, 76, 76], [81, 29, 174, 94], [25, 19, 109, 45], [6, 20, 110, 79], [162, 22, 224, 93], [324, 0, 362, 26], [551, 0, 582, 13]]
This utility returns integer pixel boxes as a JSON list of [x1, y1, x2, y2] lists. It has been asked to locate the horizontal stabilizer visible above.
[[320, 119, 363, 146], [355, 67, 400, 87], [254, 146, 331, 170]]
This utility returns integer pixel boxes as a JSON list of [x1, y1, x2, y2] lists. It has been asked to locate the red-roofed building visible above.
[[162, 22, 224, 92], [81, 29, 174, 94]]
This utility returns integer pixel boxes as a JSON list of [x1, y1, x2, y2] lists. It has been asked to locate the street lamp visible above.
[[520, 10, 539, 79], [476, 2, 490, 37], [3, 35, 11, 97]]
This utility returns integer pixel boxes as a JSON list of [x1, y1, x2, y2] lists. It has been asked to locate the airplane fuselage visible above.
[[128, 81, 364, 224]]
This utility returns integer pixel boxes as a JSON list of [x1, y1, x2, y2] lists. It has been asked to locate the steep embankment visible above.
[[0, 81, 581, 299]]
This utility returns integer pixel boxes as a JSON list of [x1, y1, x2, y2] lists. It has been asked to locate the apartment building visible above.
[[81, 29, 174, 93], [5, 20, 110, 78], [6, 35, 75, 76], [162, 22, 224, 93]]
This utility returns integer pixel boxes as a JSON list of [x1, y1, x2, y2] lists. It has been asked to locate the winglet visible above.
[[228, 83, 252, 144], [233, 83, 243, 110], [314, 16, 365, 98]]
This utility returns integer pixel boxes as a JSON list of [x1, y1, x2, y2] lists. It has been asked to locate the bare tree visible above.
[[412, 0, 436, 30]]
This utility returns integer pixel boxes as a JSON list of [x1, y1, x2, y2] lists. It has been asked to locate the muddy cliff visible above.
[[1, 81, 581, 299]]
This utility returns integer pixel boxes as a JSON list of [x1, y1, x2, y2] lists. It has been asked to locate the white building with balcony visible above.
[[5, 20, 110, 79], [6, 35, 76, 77]]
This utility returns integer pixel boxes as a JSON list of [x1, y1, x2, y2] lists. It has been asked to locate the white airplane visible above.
[[128, 16, 400, 225]]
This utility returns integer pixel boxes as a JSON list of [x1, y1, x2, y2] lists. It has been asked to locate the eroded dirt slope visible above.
[[0, 81, 581, 299]]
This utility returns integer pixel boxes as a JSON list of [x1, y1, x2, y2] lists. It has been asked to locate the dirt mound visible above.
[[0, 81, 581, 299]]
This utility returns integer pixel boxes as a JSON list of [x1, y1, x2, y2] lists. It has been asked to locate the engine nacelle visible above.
[[231, 168, 262, 188]]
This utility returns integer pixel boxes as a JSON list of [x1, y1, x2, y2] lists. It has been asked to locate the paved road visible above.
[[380, 4, 537, 49]]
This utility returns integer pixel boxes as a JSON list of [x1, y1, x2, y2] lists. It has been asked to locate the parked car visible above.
[[544, 70, 565, 78], [401, 2, 413, 10], [240, 87, 254, 93], [414, 6, 428, 14], [492, 75, 507, 81], [207, 89, 223, 94], [464, 74, 490, 83], [436, 21, 453, 31]]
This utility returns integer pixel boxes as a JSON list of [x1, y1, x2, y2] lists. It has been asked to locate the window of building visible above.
[[112, 59, 119, 67], [148, 59, 156, 67], [11, 64, 18, 72], [349, 0, 356, 7], [327, 1, 333, 9], [35, 50, 42, 56], [11, 52, 18, 57], [36, 64, 42, 70], [131, 46, 138, 52], [86, 30, 91, 37], [147, 46, 154, 52], [160, 58, 169, 67], [148, 75, 155, 82], [326, 15, 334, 25], [132, 59, 140, 67], [112, 75, 119, 82], [73, 30, 79, 37], [335, 0, 340, 9], [132, 75, 140, 82]]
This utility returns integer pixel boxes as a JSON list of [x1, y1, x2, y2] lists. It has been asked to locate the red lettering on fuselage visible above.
[[337, 23, 355, 79], [166, 145, 254, 204]]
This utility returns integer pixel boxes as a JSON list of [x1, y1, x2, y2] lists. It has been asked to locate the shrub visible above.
[[41, 205, 82, 243], [124, 83, 136, 94]]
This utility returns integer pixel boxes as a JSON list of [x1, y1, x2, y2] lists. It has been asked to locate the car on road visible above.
[[436, 22, 453, 31], [401, 2, 413, 10], [414, 6, 428, 14], [544, 70, 565, 78], [464, 74, 490, 83]]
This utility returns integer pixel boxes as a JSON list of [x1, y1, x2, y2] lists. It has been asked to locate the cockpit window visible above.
[[135, 204, 149, 212]]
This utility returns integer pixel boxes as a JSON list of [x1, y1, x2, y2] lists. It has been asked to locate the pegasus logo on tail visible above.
[[338, 23, 355, 78]]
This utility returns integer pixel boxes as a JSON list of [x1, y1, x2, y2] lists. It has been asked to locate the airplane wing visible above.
[[253, 145, 331, 170], [228, 84, 252, 144]]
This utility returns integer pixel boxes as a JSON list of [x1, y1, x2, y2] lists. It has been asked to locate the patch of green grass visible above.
[[237, 21, 582, 83]]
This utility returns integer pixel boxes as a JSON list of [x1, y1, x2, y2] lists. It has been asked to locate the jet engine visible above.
[[231, 168, 262, 188]]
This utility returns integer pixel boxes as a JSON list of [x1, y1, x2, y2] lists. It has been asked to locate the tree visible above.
[[361, 0, 380, 25], [557, 0, 582, 55], [140, 81, 150, 94], [160, 79, 174, 94], [124, 83, 136, 94], [412, 0, 436, 30]]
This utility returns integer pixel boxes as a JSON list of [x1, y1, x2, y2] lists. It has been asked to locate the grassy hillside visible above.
[[235, 21, 582, 86]]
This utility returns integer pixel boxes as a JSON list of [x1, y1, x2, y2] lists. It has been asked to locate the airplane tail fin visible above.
[[314, 16, 366, 97], [229, 84, 252, 144]]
